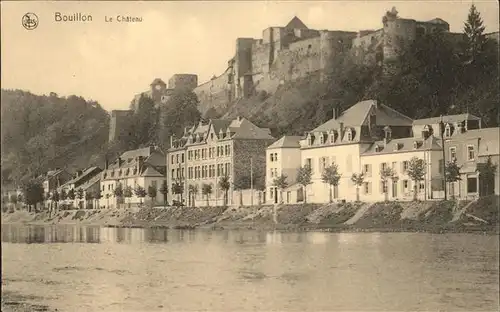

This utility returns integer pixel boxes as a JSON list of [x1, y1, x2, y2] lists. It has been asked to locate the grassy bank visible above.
[[2, 196, 499, 234]]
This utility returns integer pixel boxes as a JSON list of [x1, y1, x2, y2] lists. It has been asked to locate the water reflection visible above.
[[2, 225, 499, 312]]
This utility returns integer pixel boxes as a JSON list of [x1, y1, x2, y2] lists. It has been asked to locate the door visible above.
[[392, 181, 397, 198], [274, 187, 278, 204]]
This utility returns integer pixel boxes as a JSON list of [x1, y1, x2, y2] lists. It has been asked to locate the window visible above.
[[274, 153, 278, 162], [419, 181, 425, 193], [444, 125, 451, 138], [305, 158, 312, 169], [467, 177, 477, 193], [171, 169, 175, 179], [449, 147, 457, 161], [201, 149, 206, 159], [209, 148, 212, 158], [181, 168, 185, 179], [402, 161, 409, 173], [364, 182, 371, 194], [375, 145, 380, 152], [171, 155, 174, 164], [226, 145, 231, 156], [270, 153, 274, 162], [381, 162, 387, 171], [152, 181, 157, 189], [176, 154, 179, 164], [413, 141, 418, 149], [403, 180, 409, 191], [364, 164, 372, 177], [320, 135, 325, 144], [181, 154, 185, 163], [347, 130, 352, 141], [467, 145, 475, 161], [270, 169, 274, 178]]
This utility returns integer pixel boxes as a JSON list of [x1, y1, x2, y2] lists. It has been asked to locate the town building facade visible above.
[[265, 100, 499, 204], [168, 117, 275, 207], [99, 146, 166, 209]]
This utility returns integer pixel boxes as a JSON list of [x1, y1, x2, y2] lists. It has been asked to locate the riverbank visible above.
[[2, 196, 499, 234]]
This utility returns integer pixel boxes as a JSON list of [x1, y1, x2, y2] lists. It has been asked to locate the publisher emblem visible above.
[[22, 13, 38, 30]]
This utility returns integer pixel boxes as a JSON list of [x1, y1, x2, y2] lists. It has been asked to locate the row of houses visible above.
[[13, 99, 499, 210], [265, 100, 499, 204]]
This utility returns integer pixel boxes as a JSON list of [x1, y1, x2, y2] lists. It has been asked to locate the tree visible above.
[[380, 166, 397, 202], [477, 156, 498, 196], [67, 189, 76, 206], [188, 184, 198, 207], [159, 90, 202, 149], [445, 159, 462, 199], [201, 183, 213, 207], [51, 190, 60, 211], [351, 173, 365, 202], [296, 165, 313, 204], [407, 157, 426, 201], [148, 184, 158, 205], [218, 175, 231, 207], [172, 180, 184, 204], [134, 185, 147, 205], [76, 188, 84, 209], [123, 186, 133, 208], [233, 174, 251, 206], [272, 174, 288, 204], [321, 163, 342, 203], [84, 191, 93, 209], [94, 189, 102, 209], [22, 179, 44, 213], [113, 183, 124, 205], [159, 180, 168, 207], [463, 4, 486, 63], [60, 189, 67, 201], [9, 194, 18, 205]]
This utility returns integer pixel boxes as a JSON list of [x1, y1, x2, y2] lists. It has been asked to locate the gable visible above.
[[285, 16, 308, 29]]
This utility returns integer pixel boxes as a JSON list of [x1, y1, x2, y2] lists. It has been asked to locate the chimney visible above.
[[339, 122, 344, 139], [373, 100, 378, 109], [170, 135, 174, 147], [332, 107, 337, 120], [104, 157, 108, 170]]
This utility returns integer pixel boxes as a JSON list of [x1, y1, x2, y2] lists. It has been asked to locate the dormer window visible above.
[[393, 143, 400, 151], [346, 129, 353, 141], [444, 124, 451, 138], [307, 134, 313, 146], [375, 144, 380, 152], [210, 133, 214, 140], [319, 134, 325, 145], [329, 131, 335, 143], [413, 141, 419, 149]]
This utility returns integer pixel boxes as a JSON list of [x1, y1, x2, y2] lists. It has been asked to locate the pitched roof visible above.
[[141, 166, 165, 177], [61, 167, 101, 188], [80, 174, 100, 191], [231, 118, 275, 140], [312, 100, 413, 132], [362, 135, 442, 155], [150, 78, 166, 86], [120, 147, 154, 161], [145, 150, 166, 167], [285, 16, 308, 29], [268, 136, 302, 149], [211, 119, 232, 134], [413, 113, 481, 125]]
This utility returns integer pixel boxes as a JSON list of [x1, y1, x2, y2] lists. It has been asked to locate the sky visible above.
[[1, 1, 499, 111]]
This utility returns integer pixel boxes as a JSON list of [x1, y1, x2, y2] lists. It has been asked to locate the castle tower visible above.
[[109, 110, 133, 142], [150, 78, 167, 103], [319, 30, 336, 81]]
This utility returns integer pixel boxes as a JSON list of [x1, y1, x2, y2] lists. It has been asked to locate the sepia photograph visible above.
[[1, 1, 499, 311]]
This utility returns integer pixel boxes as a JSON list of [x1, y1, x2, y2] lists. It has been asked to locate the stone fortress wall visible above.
[[110, 7, 499, 143]]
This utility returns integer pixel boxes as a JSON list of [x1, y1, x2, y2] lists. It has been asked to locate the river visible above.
[[1, 224, 499, 311]]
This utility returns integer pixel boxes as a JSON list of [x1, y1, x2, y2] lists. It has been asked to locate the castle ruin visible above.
[[109, 8, 496, 144]]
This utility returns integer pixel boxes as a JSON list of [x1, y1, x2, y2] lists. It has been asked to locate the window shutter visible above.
[[368, 164, 372, 177], [368, 182, 372, 194]]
